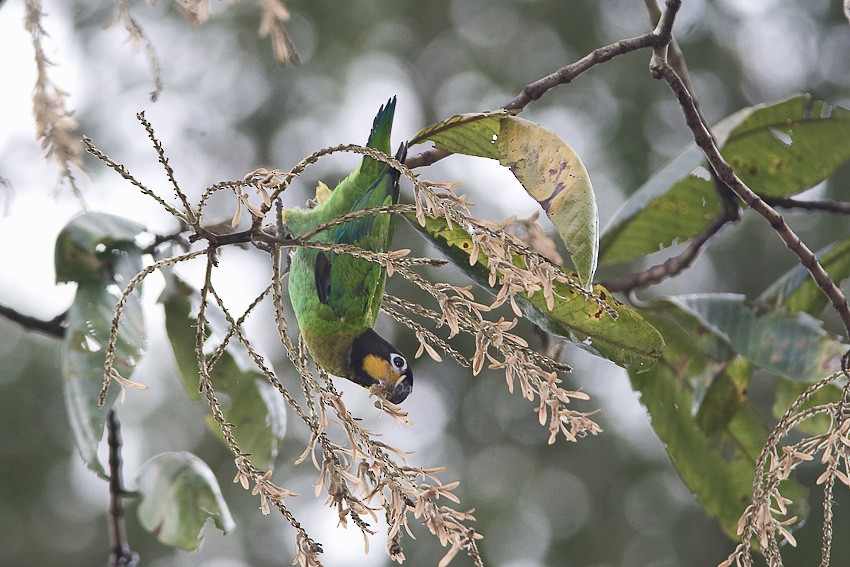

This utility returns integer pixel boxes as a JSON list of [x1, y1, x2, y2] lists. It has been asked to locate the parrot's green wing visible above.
[[333, 141, 406, 253], [286, 97, 406, 379], [318, 144, 407, 319]]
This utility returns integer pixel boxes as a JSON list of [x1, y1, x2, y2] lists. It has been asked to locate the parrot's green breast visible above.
[[287, 245, 386, 376]]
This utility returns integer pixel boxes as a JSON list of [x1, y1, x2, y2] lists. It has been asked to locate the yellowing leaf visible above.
[[497, 116, 598, 289], [413, 112, 599, 289]]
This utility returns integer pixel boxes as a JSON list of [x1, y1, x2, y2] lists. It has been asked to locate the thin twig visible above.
[[83, 136, 189, 223], [764, 196, 850, 215], [100, 248, 207, 405], [820, 460, 835, 567], [404, 5, 679, 170], [141, 227, 190, 255], [602, 204, 739, 293], [195, 250, 243, 453], [136, 112, 196, 223], [643, 0, 695, 95]]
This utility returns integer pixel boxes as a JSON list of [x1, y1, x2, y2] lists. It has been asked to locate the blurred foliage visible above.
[[3, 1, 850, 566]]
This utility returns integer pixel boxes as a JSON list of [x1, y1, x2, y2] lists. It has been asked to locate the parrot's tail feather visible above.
[[367, 96, 397, 154]]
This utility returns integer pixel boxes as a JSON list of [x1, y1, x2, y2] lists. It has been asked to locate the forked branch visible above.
[[650, 60, 850, 343]]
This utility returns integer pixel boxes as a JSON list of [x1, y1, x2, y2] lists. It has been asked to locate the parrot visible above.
[[283, 97, 413, 403]]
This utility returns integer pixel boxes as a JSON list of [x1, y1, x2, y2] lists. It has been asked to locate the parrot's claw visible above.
[[275, 198, 293, 240]]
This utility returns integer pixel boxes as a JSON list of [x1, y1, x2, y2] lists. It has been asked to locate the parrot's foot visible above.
[[254, 199, 293, 253], [275, 198, 294, 240]]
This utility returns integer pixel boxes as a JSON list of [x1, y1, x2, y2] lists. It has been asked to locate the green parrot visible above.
[[284, 97, 413, 403]]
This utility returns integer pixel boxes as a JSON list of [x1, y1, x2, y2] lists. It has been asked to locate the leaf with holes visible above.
[[136, 451, 235, 551], [409, 109, 519, 158], [722, 95, 850, 198], [600, 95, 850, 265], [599, 148, 720, 265], [56, 212, 147, 475]]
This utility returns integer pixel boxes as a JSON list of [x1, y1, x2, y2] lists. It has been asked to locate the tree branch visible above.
[[763, 196, 850, 215], [651, 60, 850, 342], [602, 203, 739, 293], [107, 410, 139, 567], [502, 33, 662, 111], [0, 303, 66, 338], [405, 0, 682, 170]]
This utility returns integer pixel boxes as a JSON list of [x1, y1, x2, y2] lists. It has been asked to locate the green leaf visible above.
[[408, 213, 663, 371], [662, 294, 845, 381], [761, 237, 850, 316], [759, 239, 850, 432], [600, 95, 850, 265], [599, 161, 720, 265], [722, 95, 850, 198], [496, 116, 599, 288], [56, 213, 147, 475], [409, 109, 519, 158], [136, 451, 235, 551], [631, 308, 807, 539], [55, 212, 145, 283], [695, 357, 753, 437], [772, 379, 840, 435], [160, 271, 286, 470], [599, 122, 727, 266]]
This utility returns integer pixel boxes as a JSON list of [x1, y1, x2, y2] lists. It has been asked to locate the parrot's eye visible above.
[[389, 353, 408, 373]]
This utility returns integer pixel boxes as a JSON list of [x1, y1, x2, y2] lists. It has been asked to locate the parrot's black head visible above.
[[348, 328, 413, 404]]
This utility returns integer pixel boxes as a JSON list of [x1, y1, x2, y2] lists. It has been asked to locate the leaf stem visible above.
[[763, 196, 850, 215], [602, 204, 739, 293], [0, 303, 66, 338]]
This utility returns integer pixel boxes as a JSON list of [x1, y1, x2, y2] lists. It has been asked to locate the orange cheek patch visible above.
[[362, 354, 403, 383], [363, 354, 390, 381]]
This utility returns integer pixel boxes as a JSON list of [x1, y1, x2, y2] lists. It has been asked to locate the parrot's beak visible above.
[[377, 360, 412, 404], [388, 374, 412, 404]]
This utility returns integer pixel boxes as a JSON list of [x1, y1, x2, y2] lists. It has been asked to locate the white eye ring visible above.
[[389, 353, 407, 373]]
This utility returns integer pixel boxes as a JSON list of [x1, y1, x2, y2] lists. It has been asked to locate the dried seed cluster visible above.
[[721, 372, 850, 567], [89, 124, 602, 566]]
